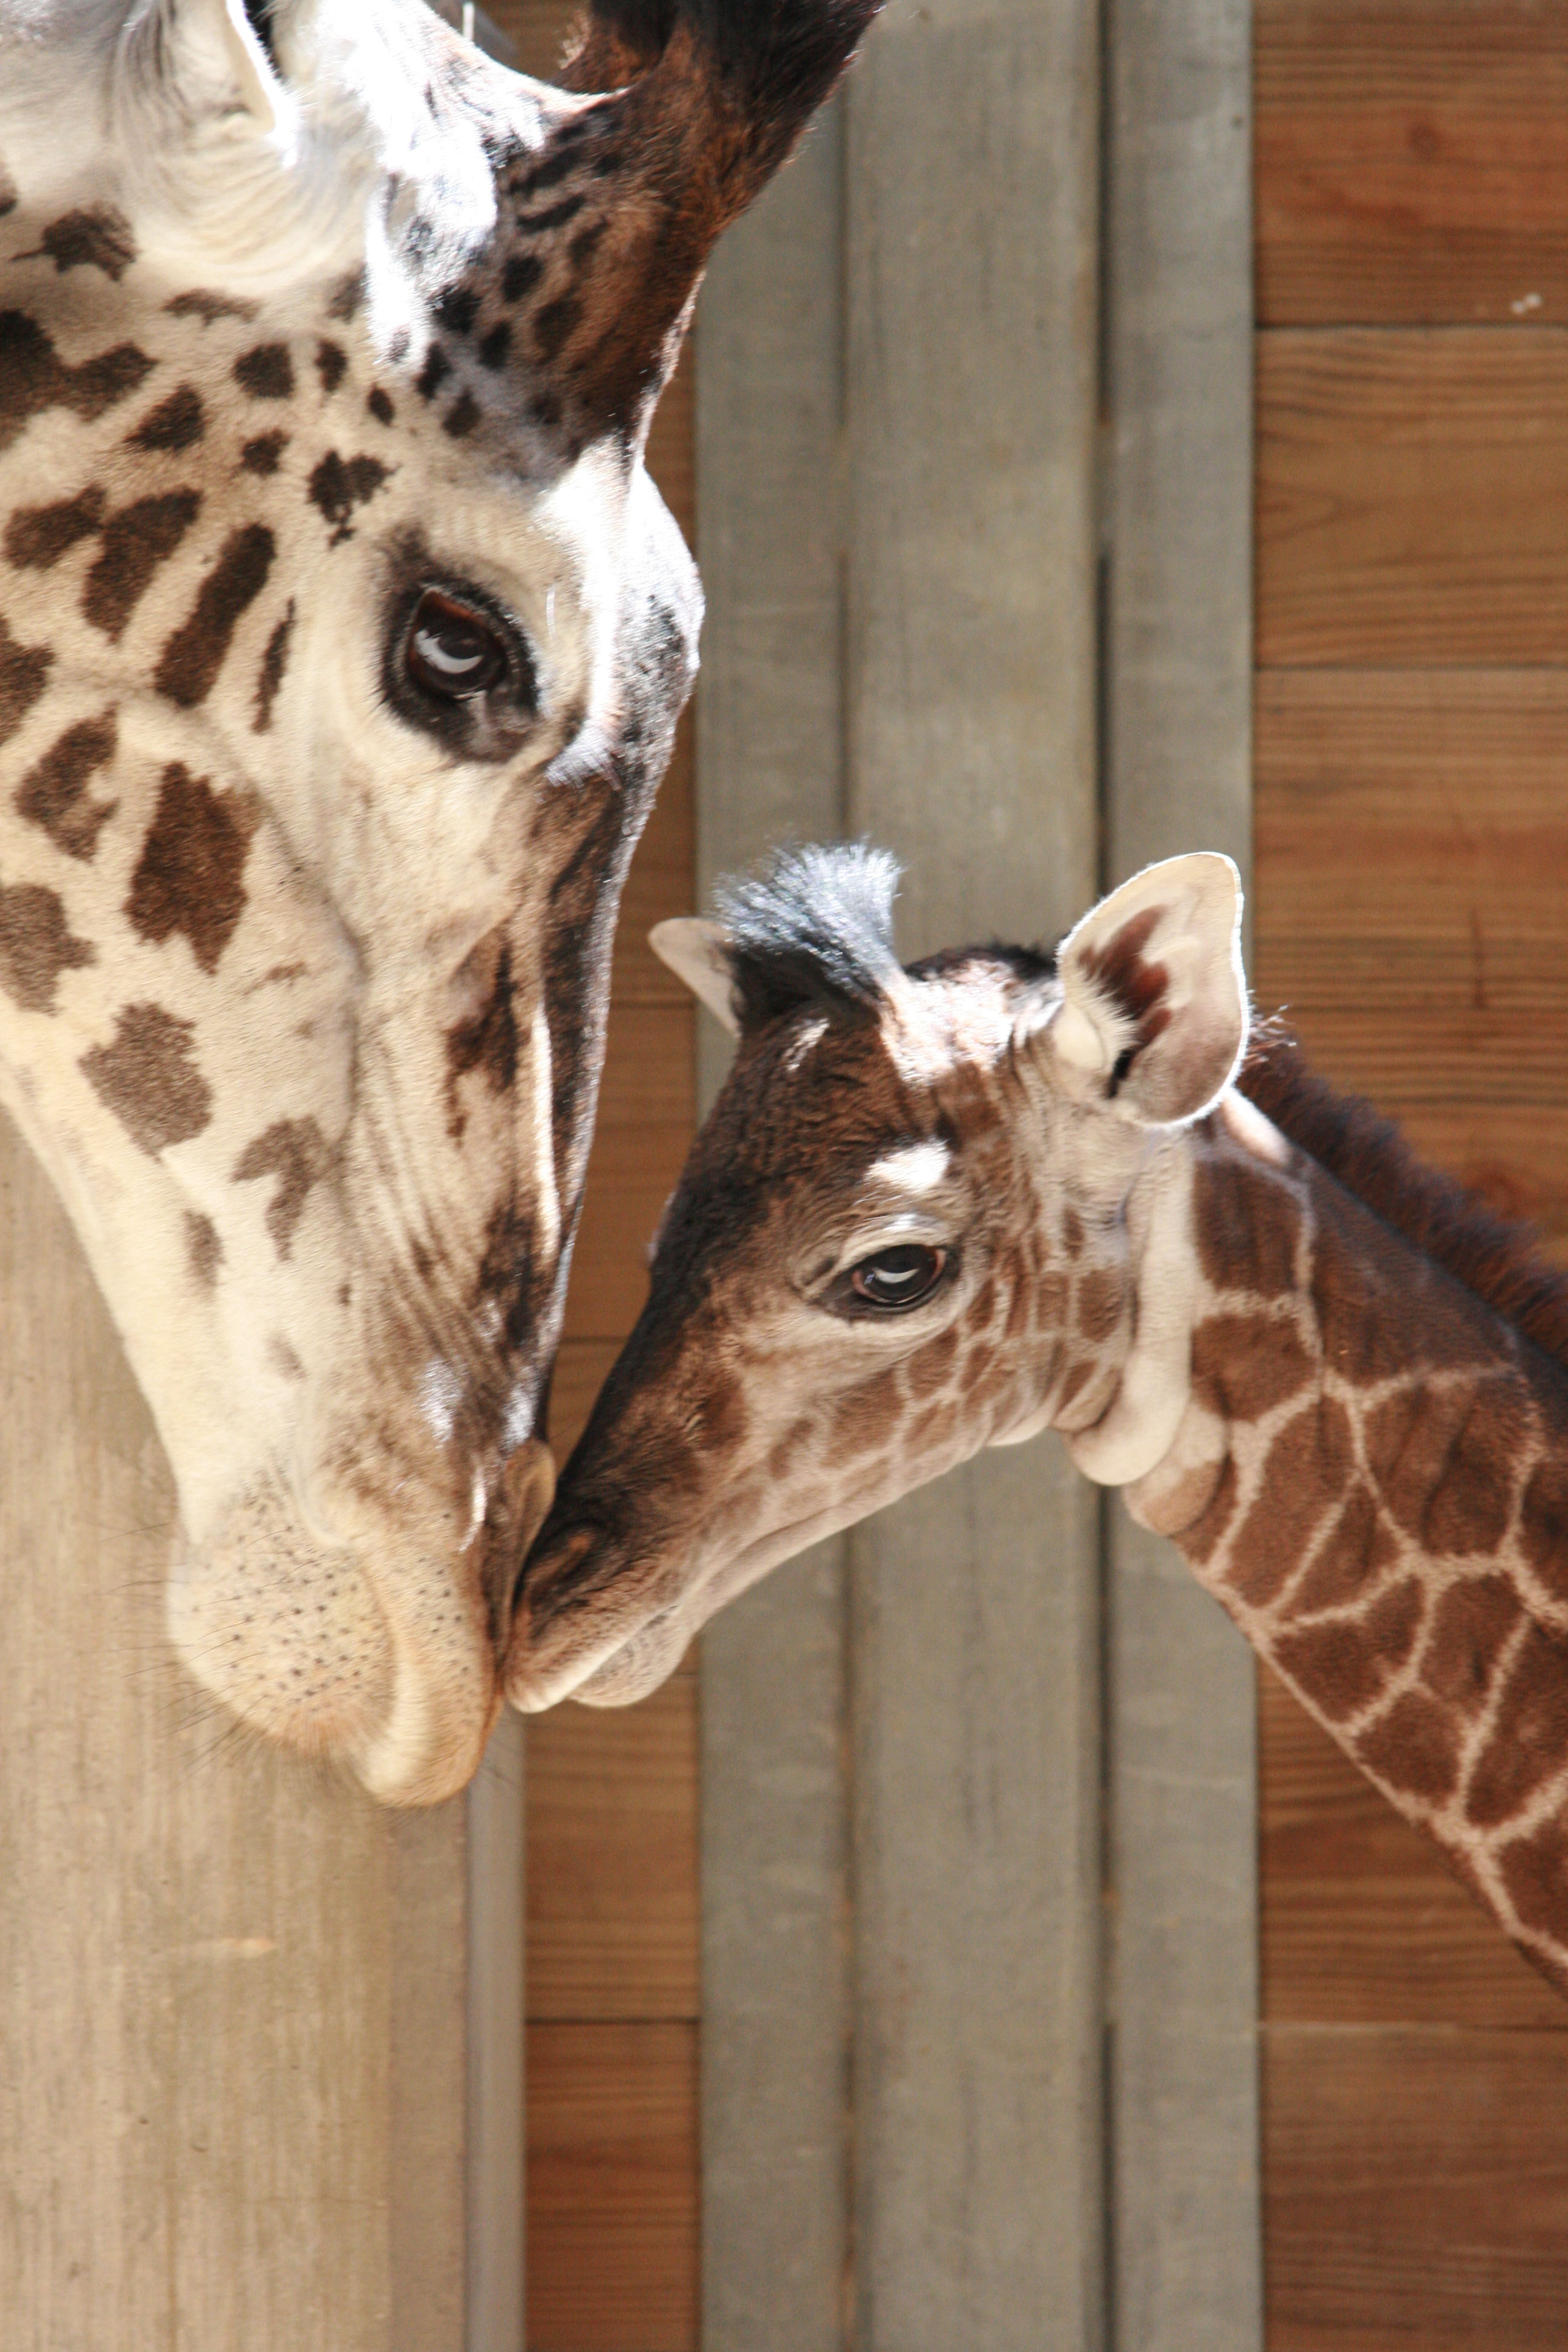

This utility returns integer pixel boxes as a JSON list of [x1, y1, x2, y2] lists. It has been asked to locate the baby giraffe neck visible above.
[[1125, 1091, 1568, 1997]]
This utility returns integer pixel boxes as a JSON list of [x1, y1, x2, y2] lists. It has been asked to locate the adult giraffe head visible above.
[[0, 0, 877, 1802]]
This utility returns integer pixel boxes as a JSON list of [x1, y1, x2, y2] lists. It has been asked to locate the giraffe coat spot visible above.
[[1364, 1378, 1518, 1558], [234, 342, 295, 399], [165, 289, 259, 326], [1498, 1816, 1568, 1985], [241, 431, 288, 475], [446, 930, 518, 1137], [315, 339, 348, 394], [1271, 1575, 1422, 1725], [5, 483, 106, 569], [1177, 1452, 1240, 1567], [185, 1209, 222, 1289], [1466, 1621, 1568, 1830], [1422, 1573, 1520, 1717], [1074, 1264, 1125, 1347], [306, 451, 390, 545], [80, 1001, 212, 1153], [1520, 1449, 1568, 1601], [253, 599, 295, 732], [232, 1117, 335, 1258], [16, 708, 119, 859], [1354, 1688, 1462, 1809], [1224, 1396, 1354, 1610], [83, 488, 202, 640], [0, 612, 52, 745], [128, 383, 204, 452], [154, 523, 275, 707], [0, 312, 154, 455], [1290, 1482, 1401, 1615], [0, 878, 93, 1011], [1195, 1154, 1299, 1296], [1191, 1310, 1315, 1425], [19, 204, 138, 279], [126, 761, 259, 973]]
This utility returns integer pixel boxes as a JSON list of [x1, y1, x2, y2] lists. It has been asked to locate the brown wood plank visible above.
[[1256, 327, 1568, 666], [1253, 667, 1568, 1250], [528, 2022, 699, 2352], [1256, 0, 1568, 327], [560, 1002, 694, 1342], [1259, 1670, 1566, 2031], [528, 1679, 699, 2022], [1264, 2023, 1568, 2349]]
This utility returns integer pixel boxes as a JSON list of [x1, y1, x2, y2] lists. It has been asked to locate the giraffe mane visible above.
[[1239, 1030, 1568, 1371]]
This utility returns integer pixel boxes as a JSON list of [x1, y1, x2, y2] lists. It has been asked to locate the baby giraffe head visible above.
[[509, 843, 1247, 1711]]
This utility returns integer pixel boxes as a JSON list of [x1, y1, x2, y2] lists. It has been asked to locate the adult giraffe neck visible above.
[[1126, 1087, 1568, 1998]]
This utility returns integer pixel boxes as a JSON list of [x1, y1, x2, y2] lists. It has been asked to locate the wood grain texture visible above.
[[1253, 668, 1568, 1250], [527, 2023, 699, 2352], [1259, 1670, 1566, 2031], [559, 1004, 694, 1342], [1256, 327, 1568, 665], [1256, 0, 1568, 325], [0, 1111, 468, 2350], [527, 1679, 699, 2022], [1263, 2024, 1568, 2350]]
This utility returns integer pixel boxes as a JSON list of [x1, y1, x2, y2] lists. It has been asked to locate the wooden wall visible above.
[[1253, 2, 1568, 2344]]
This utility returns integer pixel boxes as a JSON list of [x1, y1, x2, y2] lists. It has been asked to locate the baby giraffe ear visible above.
[[1050, 854, 1247, 1126], [648, 919, 741, 1038]]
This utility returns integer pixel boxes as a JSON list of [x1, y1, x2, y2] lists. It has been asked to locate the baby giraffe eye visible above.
[[849, 1243, 948, 1310], [405, 588, 509, 699]]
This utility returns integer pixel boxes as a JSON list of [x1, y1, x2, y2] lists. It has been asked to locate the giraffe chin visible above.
[[166, 1472, 507, 1806]]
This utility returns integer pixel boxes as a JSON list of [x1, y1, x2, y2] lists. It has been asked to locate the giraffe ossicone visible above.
[[515, 843, 1568, 1999], [0, 0, 877, 1803]]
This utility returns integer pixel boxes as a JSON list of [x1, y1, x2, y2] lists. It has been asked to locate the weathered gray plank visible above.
[[0, 1106, 470, 2351], [1103, 0, 1259, 2344], [696, 100, 854, 2352], [844, 1, 1103, 2343]]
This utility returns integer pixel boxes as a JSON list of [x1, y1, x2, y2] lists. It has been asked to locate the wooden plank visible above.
[[0, 1110, 468, 2349], [1263, 2024, 1568, 2351], [560, 1004, 694, 1342], [1259, 1670, 1566, 2032], [694, 99, 854, 2352], [1253, 668, 1568, 1251], [527, 1677, 699, 2021], [1104, 0, 1259, 2338], [842, 1, 1102, 2341], [469, 1709, 527, 2352], [1256, 327, 1568, 667], [526, 2022, 699, 2352], [1256, 0, 1568, 327]]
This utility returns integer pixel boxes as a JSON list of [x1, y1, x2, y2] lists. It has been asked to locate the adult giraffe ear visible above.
[[1048, 854, 1247, 1126], [119, 0, 285, 139], [649, 918, 741, 1037]]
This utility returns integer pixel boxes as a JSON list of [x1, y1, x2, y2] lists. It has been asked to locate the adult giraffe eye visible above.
[[404, 587, 508, 700], [849, 1243, 947, 1310]]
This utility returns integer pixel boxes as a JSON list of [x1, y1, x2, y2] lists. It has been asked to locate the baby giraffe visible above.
[[509, 845, 1568, 1996]]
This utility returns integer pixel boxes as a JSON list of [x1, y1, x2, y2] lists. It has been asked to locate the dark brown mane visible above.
[[1239, 1033, 1568, 1371]]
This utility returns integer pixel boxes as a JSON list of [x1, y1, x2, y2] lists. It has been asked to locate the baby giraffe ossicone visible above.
[[510, 846, 1568, 1996]]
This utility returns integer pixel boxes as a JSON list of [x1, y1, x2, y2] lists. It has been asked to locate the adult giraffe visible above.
[[0, 0, 876, 1803], [514, 845, 1568, 1996]]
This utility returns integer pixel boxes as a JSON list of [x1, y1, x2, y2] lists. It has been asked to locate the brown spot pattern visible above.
[[1312, 1187, 1497, 1387], [154, 524, 275, 707], [1290, 1483, 1400, 1614], [232, 1119, 335, 1257], [1422, 1575, 1520, 1717], [18, 204, 137, 280], [1195, 1155, 1299, 1296], [1074, 1265, 1124, 1346], [1272, 1575, 1422, 1723], [0, 879, 93, 1011], [1498, 1815, 1568, 1972], [5, 485, 106, 569], [306, 451, 390, 545], [128, 384, 204, 452], [0, 313, 153, 455], [446, 930, 518, 1137], [83, 489, 202, 640], [241, 431, 287, 475], [315, 340, 347, 394], [1355, 1689, 1462, 1809], [253, 600, 295, 732], [1224, 1397, 1353, 1609], [1466, 1623, 1568, 1830], [1364, 1379, 1518, 1558], [234, 342, 294, 399], [16, 709, 119, 858], [165, 290, 259, 325], [1191, 1309, 1315, 1425], [126, 762, 258, 973], [0, 612, 51, 745], [81, 1002, 211, 1155], [186, 1210, 222, 1289], [1521, 1452, 1568, 1601]]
